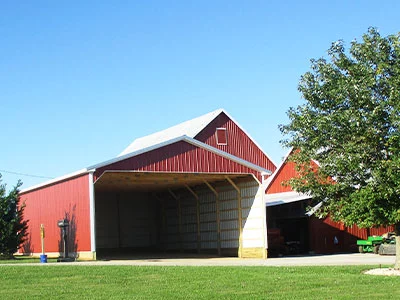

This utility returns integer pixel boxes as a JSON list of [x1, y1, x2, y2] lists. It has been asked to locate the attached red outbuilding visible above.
[[264, 149, 394, 255]]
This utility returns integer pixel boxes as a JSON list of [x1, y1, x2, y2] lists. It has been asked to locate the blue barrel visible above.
[[40, 254, 47, 263]]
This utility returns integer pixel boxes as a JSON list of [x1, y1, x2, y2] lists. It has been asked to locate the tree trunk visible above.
[[395, 222, 400, 270]]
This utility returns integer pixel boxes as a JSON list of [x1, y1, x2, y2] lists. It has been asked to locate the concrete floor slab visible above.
[[1, 253, 395, 267]]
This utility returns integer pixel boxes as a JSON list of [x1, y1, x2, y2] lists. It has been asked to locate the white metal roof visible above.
[[265, 191, 311, 207], [118, 108, 275, 166], [119, 108, 225, 157]]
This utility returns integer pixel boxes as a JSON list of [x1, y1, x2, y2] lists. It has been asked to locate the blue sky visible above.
[[1, 1, 399, 190]]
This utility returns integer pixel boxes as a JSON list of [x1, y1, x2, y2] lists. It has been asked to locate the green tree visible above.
[[280, 28, 400, 268], [0, 174, 29, 258]]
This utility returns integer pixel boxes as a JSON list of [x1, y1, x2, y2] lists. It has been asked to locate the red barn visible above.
[[265, 149, 394, 255], [20, 109, 276, 260]]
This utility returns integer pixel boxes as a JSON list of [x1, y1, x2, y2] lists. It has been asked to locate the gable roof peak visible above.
[[118, 108, 226, 157]]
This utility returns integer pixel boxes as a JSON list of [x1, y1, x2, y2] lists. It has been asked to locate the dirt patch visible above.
[[364, 268, 400, 276]]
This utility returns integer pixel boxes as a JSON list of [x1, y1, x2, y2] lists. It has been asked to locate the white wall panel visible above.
[[202, 241, 218, 249], [200, 232, 217, 241], [221, 240, 239, 248], [200, 222, 217, 232], [220, 220, 238, 230], [221, 230, 239, 240], [200, 212, 217, 222], [242, 239, 264, 248], [242, 229, 264, 240], [238, 184, 266, 251], [220, 210, 238, 220], [220, 200, 238, 211], [243, 218, 263, 229]]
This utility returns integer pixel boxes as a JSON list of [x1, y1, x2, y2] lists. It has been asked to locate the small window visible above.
[[216, 128, 227, 145]]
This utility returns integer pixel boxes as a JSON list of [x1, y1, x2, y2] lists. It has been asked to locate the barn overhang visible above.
[[94, 170, 258, 192], [265, 191, 312, 207]]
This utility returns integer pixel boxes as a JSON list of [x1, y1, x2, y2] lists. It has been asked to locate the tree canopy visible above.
[[0, 174, 29, 258], [280, 28, 400, 229]]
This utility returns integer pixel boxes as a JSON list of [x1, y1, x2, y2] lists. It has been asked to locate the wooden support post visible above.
[[40, 224, 45, 255], [168, 189, 182, 252], [226, 176, 242, 258], [204, 180, 220, 256], [185, 185, 201, 253]]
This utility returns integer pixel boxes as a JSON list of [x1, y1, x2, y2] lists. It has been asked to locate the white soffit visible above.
[[265, 191, 312, 207]]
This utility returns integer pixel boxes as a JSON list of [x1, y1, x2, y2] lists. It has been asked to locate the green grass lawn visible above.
[[0, 256, 58, 264], [0, 265, 398, 299]]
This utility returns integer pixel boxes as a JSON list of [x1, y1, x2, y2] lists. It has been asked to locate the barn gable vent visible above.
[[215, 128, 227, 145]]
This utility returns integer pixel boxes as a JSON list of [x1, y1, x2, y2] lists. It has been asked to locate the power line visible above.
[[0, 169, 54, 179]]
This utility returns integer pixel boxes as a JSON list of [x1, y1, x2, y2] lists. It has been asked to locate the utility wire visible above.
[[0, 169, 54, 179]]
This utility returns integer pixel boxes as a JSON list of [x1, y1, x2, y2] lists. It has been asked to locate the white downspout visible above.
[[88, 171, 96, 260], [261, 172, 269, 259]]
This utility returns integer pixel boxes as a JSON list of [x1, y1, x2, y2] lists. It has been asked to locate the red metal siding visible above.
[[267, 155, 396, 254], [95, 141, 262, 181], [266, 151, 320, 194], [266, 160, 298, 194], [19, 174, 91, 254], [345, 223, 395, 240], [309, 216, 395, 254], [194, 112, 276, 173]]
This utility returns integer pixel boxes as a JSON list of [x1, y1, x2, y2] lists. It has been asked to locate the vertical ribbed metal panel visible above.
[[165, 197, 179, 250], [266, 155, 320, 194], [194, 112, 276, 173], [266, 160, 300, 194], [117, 192, 157, 248], [217, 184, 240, 251], [20, 174, 91, 254], [94, 141, 263, 181], [180, 194, 197, 250], [95, 192, 119, 248], [369, 226, 395, 235], [239, 181, 266, 249], [344, 223, 394, 240], [198, 190, 218, 249], [309, 216, 395, 254]]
